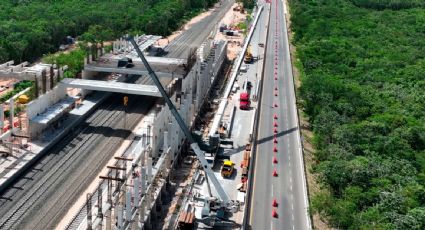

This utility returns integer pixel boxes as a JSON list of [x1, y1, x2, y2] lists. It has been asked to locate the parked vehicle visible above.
[[239, 92, 250, 110]]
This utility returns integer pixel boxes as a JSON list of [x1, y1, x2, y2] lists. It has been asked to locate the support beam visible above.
[[59, 78, 162, 97]]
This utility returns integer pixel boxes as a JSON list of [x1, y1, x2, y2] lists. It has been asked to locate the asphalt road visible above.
[[249, 0, 310, 229], [165, 0, 234, 58]]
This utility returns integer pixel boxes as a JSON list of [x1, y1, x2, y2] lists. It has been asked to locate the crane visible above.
[[127, 36, 236, 209]]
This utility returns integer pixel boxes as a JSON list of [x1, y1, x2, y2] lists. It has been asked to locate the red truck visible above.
[[239, 92, 250, 110]]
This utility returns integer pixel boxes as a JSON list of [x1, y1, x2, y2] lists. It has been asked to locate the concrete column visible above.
[[49, 66, 54, 89], [0, 105, 4, 133], [105, 208, 111, 230], [145, 190, 151, 212], [134, 178, 140, 207], [9, 99, 14, 133], [41, 69, 47, 94], [117, 204, 123, 230], [139, 199, 145, 226], [147, 157, 152, 183], [126, 190, 132, 222], [163, 131, 168, 152], [141, 167, 146, 195]]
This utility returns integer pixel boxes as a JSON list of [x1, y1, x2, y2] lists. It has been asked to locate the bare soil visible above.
[[214, 3, 247, 60]]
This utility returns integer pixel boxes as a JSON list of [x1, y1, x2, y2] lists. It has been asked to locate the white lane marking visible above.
[[292, 214, 295, 221], [271, 184, 274, 196], [279, 1, 312, 229], [290, 185, 293, 191], [292, 203, 294, 211]]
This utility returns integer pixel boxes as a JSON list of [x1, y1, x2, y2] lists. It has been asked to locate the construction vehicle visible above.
[[244, 45, 253, 63], [221, 160, 234, 178], [128, 36, 238, 225], [239, 92, 250, 110]]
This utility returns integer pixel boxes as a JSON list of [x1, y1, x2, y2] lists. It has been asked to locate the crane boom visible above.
[[128, 36, 230, 203]]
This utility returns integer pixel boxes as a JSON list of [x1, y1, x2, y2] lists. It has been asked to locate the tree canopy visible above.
[[289, 0, 425, 228], [0, 0, 218, 63]]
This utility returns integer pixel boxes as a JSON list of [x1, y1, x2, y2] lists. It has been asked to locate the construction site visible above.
[[0, 1, 267, 229]]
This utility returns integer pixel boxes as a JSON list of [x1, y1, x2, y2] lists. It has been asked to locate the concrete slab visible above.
[[60, 78, 161, 97], [30, 96, 77, 125]]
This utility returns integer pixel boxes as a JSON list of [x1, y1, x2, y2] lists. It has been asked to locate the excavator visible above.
[[128, 36, 239, 226]]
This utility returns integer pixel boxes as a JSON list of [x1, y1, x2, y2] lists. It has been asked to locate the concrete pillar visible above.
[[105, 208, 111, 230], [134, 178, 140, 207], [145, 190, 151, 212], [163, 131, 168, 153], [141, 167, 146, 195], [139, 199, 145, 226], [50, 66, 54, 89], [117, 204, 123, 230], [9, 99, 14, 133], [0, 105, 4, 133], [147, 157, 152, 183], [41, 69, 47, 94], [126, 190, 132, 222]]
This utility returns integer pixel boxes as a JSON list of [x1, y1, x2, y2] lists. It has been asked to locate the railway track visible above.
[[0, 77, 156, 229]]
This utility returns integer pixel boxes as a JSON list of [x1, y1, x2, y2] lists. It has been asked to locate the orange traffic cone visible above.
[[274, 114, 278, 119], [275, 77, 278, 80], [275, 86, 278, 91], [273, 146, 278, 152], [274, 103, 278, 108], [275, 92, 278, 97], [273, 156, 278, 164], [274, 137, 278, 143], [274, 121, 278, 127], [272, 209, 278, 218], [274, 127, 278, 134], [273, 169, 278, 177], [272, 198, 278, 207]]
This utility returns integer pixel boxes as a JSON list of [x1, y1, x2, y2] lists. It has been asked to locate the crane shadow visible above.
[[257, 126, 298, 145]]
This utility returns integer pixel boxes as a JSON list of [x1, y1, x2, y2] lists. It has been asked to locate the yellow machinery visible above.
[[244, 45, 253, 63], [17, 95, 29, 104], [221, 160, 234, 178]]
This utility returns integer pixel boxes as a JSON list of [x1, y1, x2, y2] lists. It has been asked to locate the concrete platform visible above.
[[0, 91, 110, 193]]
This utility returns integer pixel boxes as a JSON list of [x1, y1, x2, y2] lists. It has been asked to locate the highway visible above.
[[249, 0, 311, 229]]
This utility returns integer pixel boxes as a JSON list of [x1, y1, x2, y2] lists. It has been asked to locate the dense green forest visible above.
[[289, 0, 425, 229], [0, 0, 217, 63]]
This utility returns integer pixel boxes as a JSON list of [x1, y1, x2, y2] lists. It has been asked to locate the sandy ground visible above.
[[284, 1, 332, 229], [0, 79, 18, 97], [214, 3, 247, 60]]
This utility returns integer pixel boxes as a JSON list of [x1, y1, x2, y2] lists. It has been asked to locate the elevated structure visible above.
[[59, 78, 161, 97], [84, 35, 189, 79]]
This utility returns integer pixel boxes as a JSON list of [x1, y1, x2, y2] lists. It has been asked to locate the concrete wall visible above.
[[26, 86, 68, 120]]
